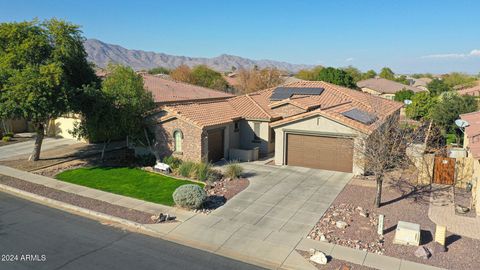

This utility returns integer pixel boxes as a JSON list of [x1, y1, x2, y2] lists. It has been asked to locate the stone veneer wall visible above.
[[153, 118, 203, 162]]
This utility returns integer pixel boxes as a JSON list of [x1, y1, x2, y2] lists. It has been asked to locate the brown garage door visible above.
[[208, 128, 224, 162], [286, 133, 353, 172]]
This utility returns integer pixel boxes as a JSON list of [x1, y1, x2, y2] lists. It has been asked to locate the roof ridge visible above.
[[245, 94, 272, 118]]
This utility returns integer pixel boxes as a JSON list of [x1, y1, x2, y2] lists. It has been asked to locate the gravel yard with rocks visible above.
[[0, 174, 160, 224], [308, 176, 480, 270]]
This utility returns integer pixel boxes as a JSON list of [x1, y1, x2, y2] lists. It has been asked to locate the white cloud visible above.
[[422, 49, 480, 59], [345, 57, 354, 62], [470, 49, 480, 56]]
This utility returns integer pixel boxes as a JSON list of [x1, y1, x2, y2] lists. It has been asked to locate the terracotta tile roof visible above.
[[142, 74, 233, 104], [162, 99, 242, 128], [461, 111, 480, 159], [457, 82, 480, 97], [159, 80, 402, 131], [268, 81, 403, 134], [357, 78, 423, 94]]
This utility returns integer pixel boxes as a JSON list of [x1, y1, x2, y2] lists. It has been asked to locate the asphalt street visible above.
[[0, 192, 265, 270]]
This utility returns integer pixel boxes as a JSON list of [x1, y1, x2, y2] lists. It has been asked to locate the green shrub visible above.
[[207, 169, 223, 183], [2, 136, 11, 142], [178, 161, 196, 178], [194, 162, 211, 181], [224, 162, 243, 179], [162, 156, 182, 169], [5, 132, 13, 137], [172, 184, 206, 209]]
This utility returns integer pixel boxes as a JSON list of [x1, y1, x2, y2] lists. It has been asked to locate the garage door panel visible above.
[[286, 134, 353, 173]]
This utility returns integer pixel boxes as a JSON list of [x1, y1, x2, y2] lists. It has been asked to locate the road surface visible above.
[[0, 192, 264, 270]]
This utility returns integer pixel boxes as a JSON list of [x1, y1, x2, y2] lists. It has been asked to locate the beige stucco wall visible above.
[[48, 115, 83, 141], [1, 118, 28, 134], [463, 132, 480, 215], [239, 120, 272, 155], [273, 114, 366, 175]]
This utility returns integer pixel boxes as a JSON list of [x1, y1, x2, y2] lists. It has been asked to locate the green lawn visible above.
[[56, 167, 204, 206]]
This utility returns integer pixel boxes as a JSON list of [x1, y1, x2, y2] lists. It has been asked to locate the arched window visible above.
[[173, 130, 183, 152]]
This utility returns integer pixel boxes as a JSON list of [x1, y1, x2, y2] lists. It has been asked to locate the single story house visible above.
[[51, 73, 233, 139], [152, 81, 403, 174], [460, 111, 480, 216], [411, 77, 432, 91], [357, 78, 424, 100]]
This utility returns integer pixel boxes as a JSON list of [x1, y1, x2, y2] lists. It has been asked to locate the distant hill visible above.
[[84, 39, 312, 73]]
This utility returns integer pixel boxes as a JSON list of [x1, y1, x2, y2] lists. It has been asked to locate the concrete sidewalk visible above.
[[0, 164, 444, 270]]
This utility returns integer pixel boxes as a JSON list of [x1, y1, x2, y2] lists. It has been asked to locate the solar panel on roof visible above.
[[342, 108, 378, 125], [270, 87, 324, 101]]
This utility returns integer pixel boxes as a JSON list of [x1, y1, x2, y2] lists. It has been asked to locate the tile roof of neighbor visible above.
[[142, 74, 233, 103], [457, 82, 480, 97], [461, 111, 480, 159], [357, 78, 424, 94]]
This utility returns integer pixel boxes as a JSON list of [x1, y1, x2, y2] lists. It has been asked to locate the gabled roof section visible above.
[[457, 82, 480, 97], [461, 110, 480, 159], [357, 78, 423, 94], [142, 74, 233, 104]]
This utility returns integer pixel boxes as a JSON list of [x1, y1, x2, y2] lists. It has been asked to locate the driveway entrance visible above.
[[164, 163, 352, 268]]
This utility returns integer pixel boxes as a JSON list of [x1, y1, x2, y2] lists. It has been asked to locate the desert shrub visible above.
[[207, 169, 223, 183], [172, 184, 206, 209], [2, 136, 11, 142], [162, 156, 182, 169], [178, 161, 196, 178], [136, 153, 156, 166], [194, 162, 211, 181], [224, 162, 243, 179], [5, 132, 13, 137]]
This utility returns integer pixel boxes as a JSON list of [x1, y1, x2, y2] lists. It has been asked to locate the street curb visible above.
[[0, 183, 158, 234], [0, 183, 279, 269]]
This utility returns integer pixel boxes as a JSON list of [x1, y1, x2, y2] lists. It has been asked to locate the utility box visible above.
[[393, 221, 421, 246]]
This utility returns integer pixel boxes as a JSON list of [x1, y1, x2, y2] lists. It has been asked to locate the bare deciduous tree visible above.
[[354, 114, 422, 208], [237, 67, 284, 93]]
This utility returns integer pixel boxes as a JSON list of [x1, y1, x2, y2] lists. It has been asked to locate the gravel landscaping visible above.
[[308, 176, 480, 270], [0, 174, 158, 224]]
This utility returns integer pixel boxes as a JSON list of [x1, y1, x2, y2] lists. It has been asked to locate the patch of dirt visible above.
[[296, 250, 375, 270], [309, 174, 480, 270], [0, 174, 163, 224], [0, 137, 32, 147]]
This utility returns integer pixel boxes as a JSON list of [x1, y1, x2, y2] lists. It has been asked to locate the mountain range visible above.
[[84, 39, 312, 73]]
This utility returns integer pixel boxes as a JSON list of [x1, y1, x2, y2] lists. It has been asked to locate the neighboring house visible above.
[[460, 111, 480, 216], [457, 83, 480, 97], [357, 78, 424, 100], [151, 81, 403, 174], [411, 77, 432, 91], [51, 73, 233, 139], [142, 74, 233, 105]]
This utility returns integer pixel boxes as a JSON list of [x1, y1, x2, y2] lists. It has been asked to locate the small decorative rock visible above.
[[359, 211, 369, 218], [336, 221, 348, 229], [414, 246, 432, 259], [309, 250, 328, 265], [320, 234, 327, 242], [455, 205, 470, 214]]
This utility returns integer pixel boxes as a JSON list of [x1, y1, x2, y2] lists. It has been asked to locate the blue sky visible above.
[[1, 0, 479, 74]]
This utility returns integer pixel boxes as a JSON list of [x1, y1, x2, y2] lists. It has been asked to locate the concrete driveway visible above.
[[0, 137, 80, 160], [161, 163, 352, 269]]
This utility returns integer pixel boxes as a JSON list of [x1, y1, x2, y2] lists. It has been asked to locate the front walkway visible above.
[[0, 137, 80, 160], [429, 185, 480, 240]]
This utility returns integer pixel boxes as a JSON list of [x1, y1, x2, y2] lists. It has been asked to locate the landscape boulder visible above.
[[309, 250, 328, 265], [414, 246, 432, 259]]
